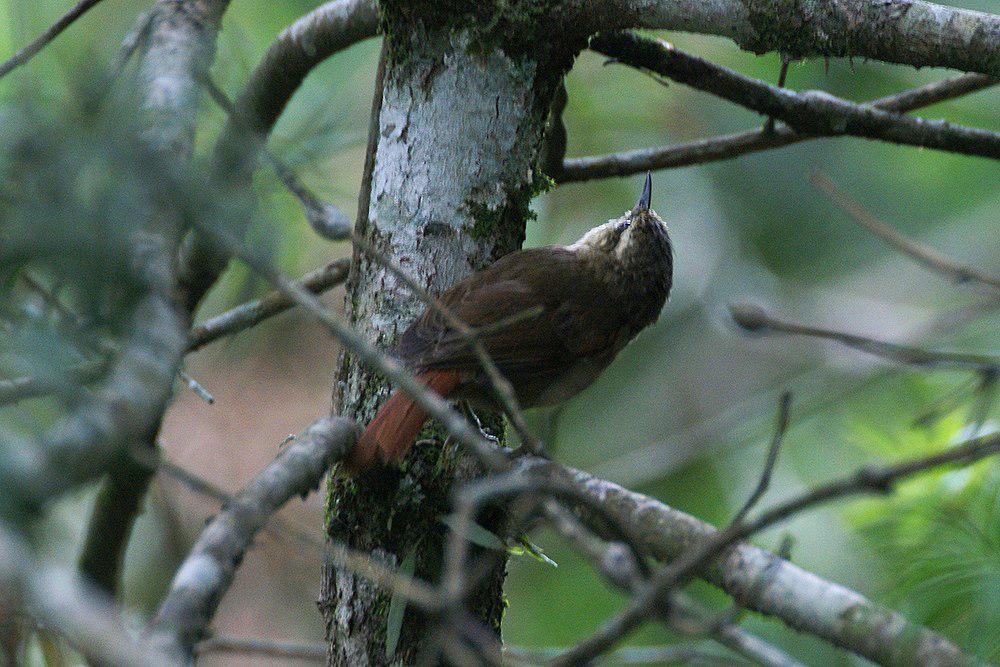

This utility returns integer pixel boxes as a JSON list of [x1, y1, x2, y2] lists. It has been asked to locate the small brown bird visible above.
[[348, 173, 673, 470]]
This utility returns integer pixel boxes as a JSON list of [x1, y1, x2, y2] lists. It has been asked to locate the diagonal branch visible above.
[[589, 32, 1000, 161], [0, 0, 108, 79], [527, 430, 1000, 665], [731, 304, 999, 373], [186, 258, 350, 352], [557, 71, 995, 181], [554, 430, 1000, 665], [811, 172, 1000, 291], [150, 417, 357, 658]]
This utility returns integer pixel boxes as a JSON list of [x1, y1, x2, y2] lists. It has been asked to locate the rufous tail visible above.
[[345, 369, 462, 472]]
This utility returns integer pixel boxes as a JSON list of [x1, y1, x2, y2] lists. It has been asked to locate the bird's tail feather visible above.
[[345, 369, 462, 472]]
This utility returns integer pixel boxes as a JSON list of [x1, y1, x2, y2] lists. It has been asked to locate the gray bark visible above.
[[322, 7, 577, 664]]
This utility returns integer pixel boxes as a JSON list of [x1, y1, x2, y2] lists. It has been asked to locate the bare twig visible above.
[[186, 259, 350, 352], [731, 392, 792, 526], [551, 430, 1000, 665], [761, 57, 790, 134], [731, 304, 999, 372], [811, 172, 1000, 291], [558, 69, 995, 182], [0, 0, 108, 79], [590, 33, 1000, 161], [150, 417, 357, 658]]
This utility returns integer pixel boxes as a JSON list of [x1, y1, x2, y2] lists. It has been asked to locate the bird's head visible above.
[[570, 172, 673, 284]]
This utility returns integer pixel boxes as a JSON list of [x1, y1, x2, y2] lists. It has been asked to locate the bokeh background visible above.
[[1, 0, 998, 664]]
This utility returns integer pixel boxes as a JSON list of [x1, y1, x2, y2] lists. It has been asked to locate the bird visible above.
[[347, 172, 673, 471]]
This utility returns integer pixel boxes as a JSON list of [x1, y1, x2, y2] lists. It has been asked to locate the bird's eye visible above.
[[615, 220, 630, 234]]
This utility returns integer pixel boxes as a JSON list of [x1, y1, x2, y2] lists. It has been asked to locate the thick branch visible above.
[[554, 430, 1000, 665], [150, 417, 357, 658], [71, 0, 234, 598], [135, 0, 232, 158], [212, 0, 379, 176], [526, 430, 999, 665], [591, 32, 1000, 160], [575, 0, 1000, 76]]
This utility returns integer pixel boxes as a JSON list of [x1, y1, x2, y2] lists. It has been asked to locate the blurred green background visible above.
[[1, 0, 998, 664]]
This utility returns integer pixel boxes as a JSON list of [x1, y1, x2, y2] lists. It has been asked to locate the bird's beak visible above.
[[635, 171, 652, 213]]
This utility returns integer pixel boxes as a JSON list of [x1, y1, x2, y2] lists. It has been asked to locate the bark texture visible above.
[[322, 4, 580, 664]]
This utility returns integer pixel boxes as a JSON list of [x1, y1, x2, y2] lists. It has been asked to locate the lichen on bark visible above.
[[321, 2, 583, 664]]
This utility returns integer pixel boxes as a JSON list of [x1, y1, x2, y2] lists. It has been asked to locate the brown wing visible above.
[[397, 247, 625, 381]]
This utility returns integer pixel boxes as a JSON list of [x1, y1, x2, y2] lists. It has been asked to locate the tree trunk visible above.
[[320, 4, 579, 664]]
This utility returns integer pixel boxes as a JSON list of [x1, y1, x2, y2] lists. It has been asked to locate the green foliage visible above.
[[2, 1, 998, 661], [851, 463, 1000, 660], [0, 75, 252, 432], [843, 386, 1000, 661], [385, 549, 416, 660]]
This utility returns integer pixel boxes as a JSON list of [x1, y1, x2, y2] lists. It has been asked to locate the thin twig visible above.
[[199, 74, 353, 240], [761, 57, 790, 134], [551, 429, 1000, 665], [186, 259, 350, 352], [730, 304, 999, 372], [731, 392, 792, 525], [811, 172, 1000, 291], [0, 0, 108, 79]]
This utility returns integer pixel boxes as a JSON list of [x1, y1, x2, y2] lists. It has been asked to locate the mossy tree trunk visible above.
[[320, 2, 580, 664]]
